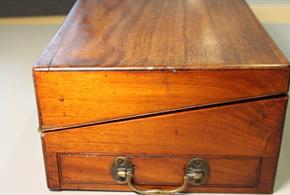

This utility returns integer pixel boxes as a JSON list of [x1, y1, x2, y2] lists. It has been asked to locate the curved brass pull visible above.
[[111, 157, 209, 195], [127, 172, 189, 195]]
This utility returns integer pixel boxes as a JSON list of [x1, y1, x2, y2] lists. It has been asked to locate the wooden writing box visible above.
[[33, 0, 289, 194]]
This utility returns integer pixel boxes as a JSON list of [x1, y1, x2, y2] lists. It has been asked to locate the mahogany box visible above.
[[33, 0, 289, 194]]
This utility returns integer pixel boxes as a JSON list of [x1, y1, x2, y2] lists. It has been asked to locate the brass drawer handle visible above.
[[111, 157, 209, 195]]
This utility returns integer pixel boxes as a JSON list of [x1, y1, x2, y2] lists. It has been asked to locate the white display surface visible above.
[[0, 13, 290, 195]]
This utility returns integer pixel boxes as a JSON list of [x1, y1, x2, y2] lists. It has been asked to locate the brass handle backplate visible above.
[[111, 157, 209, 195]]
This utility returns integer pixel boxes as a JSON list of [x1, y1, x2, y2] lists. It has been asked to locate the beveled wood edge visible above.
[[271, 97, 288, 191], [57, 152, 261, 188], [255, 97, 288, 193], [32, 64, 290, 72], [56, 152, 263, 159], [41, 135, 61, 190], [32, 71, 43, 128], [57, 184, 268, 193], [33, 0, 80, 69], [37, 94, 288, 133]]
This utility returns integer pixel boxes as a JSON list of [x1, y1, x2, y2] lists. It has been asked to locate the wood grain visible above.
[[34, 69, 289, 129], [59, 154, 260, 187], [34, 0, 290, 193], [34, 0, 289, 70], [42, 96, 287, 193], [42, 97, 286, 156]]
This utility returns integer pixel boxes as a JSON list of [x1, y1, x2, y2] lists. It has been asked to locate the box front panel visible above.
[[41, 96, 287, 193], [34, 69, 289, 130]]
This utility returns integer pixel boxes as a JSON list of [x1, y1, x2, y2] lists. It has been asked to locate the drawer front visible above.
[[42, 96, 287, 193], [59, 154, 260, 187]]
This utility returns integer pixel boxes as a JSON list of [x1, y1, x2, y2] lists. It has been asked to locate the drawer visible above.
[[42, 96, 287, 193], [59, 154, 260, 187]]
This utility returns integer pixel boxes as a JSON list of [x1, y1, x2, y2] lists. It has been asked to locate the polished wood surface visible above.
[[34, 0, 288, 70], [43, 97, 286, 156], [34, 69, 289, 129], [60, 154, 259, 187], [34, 0, 290, 193], [42, 96, 287, 193], [33, 0, 290, 130]]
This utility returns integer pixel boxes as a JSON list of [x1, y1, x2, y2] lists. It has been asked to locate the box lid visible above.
[[33, 0, 289, 131], [34, 0, 289, 71]]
